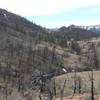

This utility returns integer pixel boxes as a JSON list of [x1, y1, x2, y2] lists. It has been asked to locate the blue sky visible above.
[[26, 5, 100, 28], [0, 0, 100, 28]]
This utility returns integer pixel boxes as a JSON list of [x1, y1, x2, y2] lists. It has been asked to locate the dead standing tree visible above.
[[60, 79, 66, 100], [2, 40, 14, 98], [87, 43, 99, 100], [15, 44, 26, 93]]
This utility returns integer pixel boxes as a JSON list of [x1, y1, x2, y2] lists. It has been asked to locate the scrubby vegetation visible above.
[[0, 8, 100, 100]]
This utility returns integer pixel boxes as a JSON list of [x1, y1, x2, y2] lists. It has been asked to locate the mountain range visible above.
[[68, 24, 100, 34], [0, 8, 99, 47]]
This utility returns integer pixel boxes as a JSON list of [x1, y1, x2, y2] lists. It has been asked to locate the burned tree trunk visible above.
[[91, 69, 94, 100]]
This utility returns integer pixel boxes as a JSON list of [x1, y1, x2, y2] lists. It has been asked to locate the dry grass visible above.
[[54, 71, 100, 97]]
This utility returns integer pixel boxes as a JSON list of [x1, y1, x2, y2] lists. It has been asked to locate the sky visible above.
[[0, 0, 100, 28]]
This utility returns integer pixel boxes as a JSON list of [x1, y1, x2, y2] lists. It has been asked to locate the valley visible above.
[[0, 8, 100, 100]]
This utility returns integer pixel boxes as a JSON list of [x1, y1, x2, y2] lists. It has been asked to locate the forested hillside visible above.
[[0, 8, 100, 100]]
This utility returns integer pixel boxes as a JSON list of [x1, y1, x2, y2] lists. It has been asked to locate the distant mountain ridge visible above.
[[68, 24, 100, 34], [0, 8, 99, 47], [51, 25, 97, 40]]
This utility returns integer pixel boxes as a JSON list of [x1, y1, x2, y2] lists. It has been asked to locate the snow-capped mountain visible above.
[[68, 24, 100, 34], [80, 25, 100, 33]]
